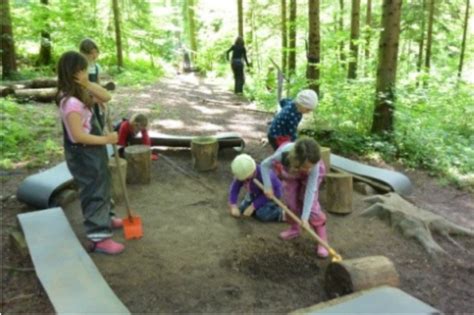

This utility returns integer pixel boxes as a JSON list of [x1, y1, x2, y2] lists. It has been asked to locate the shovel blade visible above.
[[123, 215, 143, 240]]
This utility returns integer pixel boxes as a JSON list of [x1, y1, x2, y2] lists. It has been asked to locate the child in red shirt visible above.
[[116, 114, 157, 160]]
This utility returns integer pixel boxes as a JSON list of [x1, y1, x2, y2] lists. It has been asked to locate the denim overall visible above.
[[63, 105, 114, 242]]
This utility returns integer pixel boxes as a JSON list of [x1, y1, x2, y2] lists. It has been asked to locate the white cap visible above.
[[231, 154, 256, 180], [295, 89, 318, 110]]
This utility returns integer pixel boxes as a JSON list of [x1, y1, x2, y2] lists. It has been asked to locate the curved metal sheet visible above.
[[18, 208, 130, 314], [330, 154, 413, 195]]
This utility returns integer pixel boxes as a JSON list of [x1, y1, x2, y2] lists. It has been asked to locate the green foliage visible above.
[[0, 99, 63, 169], [108, 58, 164, 87]]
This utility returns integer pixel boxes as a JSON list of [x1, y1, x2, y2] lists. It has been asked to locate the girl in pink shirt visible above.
[[56, 51, 124, 255]]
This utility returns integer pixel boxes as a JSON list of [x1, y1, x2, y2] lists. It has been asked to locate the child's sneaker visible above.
[[111, 217, 123, 229], [279, 225, 300, 240], [316, 245, 329, 258], [92, 239, 125, 255]]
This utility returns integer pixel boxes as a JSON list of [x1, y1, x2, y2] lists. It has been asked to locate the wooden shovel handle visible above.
[[106, 113, 133, 220], [253, 178, 342, 261]]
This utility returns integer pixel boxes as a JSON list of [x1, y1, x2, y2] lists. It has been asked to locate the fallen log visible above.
[[14, 88, 56, 103]]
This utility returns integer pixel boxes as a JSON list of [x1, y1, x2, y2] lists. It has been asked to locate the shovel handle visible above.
[[106, 113, 133, 220], [253, 179, 342, 262]]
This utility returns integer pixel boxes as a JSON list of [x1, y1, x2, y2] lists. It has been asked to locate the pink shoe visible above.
[[279, 225, 300, 240], [111, 217, 123, 229], [317, 245, 329, 258], [92, 239, 125, 255], [315, 224, 329, 258]]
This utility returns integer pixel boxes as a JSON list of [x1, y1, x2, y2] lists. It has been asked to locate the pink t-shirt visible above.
[[59, 97, 92, 143]]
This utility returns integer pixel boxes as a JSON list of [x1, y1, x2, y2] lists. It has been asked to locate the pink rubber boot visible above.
[[315, 225, 329, 258], [279, 224, 301, 240], [92, 239, 125, 255]]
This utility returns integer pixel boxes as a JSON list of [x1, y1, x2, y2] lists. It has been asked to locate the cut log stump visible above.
[[325, 255, 400, 298], [124, 145, 151, 184], [325, 172, 353, 214], [191, 136, 218, 171], [108, 157, 127, 201]]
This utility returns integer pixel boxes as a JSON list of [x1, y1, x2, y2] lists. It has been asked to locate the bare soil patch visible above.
[[2, 73, 473, 314]]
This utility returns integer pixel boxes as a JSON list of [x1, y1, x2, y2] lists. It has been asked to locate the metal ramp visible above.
[[18, 207, 130, 314], [291, 286, 439, 314]]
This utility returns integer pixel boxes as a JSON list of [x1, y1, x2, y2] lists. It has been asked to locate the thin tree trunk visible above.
[[306, 0, 320, 95], [237, 0, 243, 38], [288, 0, 297, 76], [37, 0, 52, 66], [339, 0, 346, 65], [458, 0, 470, 78], [424, 0, 435, 73], [348, 0, 361, 79], [364, 0, 372, 62], [281, 0, 288, 76], [416, 0, 426, 78], [188, 0, 197, 61], [1, 0, 17, 78], [112, 0, 124, 68], [371, 0, 403, 135]]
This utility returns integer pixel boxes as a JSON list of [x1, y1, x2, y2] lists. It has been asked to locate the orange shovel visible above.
[[107, 115, 143, 240]]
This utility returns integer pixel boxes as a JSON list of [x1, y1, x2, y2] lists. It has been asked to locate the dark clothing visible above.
[[226, 45, 249, 94], [231, 60, 245, 93], [88, 64, 105, 130], [267, 98, 302, 150], [226, 45, 249, 65], [62, 101, 114, 242]]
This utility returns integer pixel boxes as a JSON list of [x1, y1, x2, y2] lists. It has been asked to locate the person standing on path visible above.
[[226, 36, 250, 94]]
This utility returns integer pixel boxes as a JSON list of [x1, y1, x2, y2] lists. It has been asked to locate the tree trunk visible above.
[[424, 0, 435, 74], [416, 0, 426, 83], [458, 0, 470, 78], [324, 172, 353, 214], [306, 0, 320, 95], [112, 0, 124, 68], [364, 0, 372, 65], [237, 0, 243, 38], [1, 0, 17, 79], [191, 136, 218, 171], [370, 0, 402, 135], [325, 256, 400, 298], [37, 0, 52, 66], [124, 145, 151, 185], [288, 0, 297, 76], [339, 0, 346, 66], [188, 0, 197, 62], [348, 0, 360, 79], [281, 0, 288, 77]]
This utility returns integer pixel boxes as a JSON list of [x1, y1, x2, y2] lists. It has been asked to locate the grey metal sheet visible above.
[[331, 154, 413, 195], [18, 207, 130, 315], [292, 286, 439, 314], [16, 145, 113, 209], [16, 162, 72, 209]]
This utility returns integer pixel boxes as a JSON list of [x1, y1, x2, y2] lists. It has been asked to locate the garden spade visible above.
[[107, 113, 143, 240], [253, 178, 399, 297]]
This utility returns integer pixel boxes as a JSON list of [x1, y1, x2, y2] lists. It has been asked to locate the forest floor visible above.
[[1, 71, 474, 314]]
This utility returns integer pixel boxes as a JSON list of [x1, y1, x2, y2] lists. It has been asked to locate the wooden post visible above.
[[191, 136, 218, 171], [320, 146, 331, 171], [124, 145, 151, 184], [324, 172, 353, 214], [108, 157, 127, 201], [325, 255, 400, 298]]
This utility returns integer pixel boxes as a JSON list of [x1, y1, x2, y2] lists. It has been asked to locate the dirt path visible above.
[[2, 73, 474, 314]]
